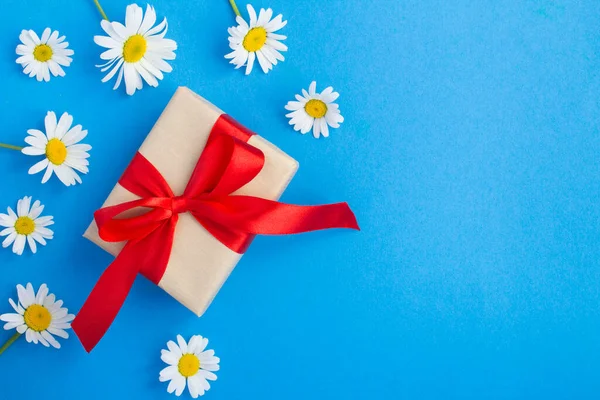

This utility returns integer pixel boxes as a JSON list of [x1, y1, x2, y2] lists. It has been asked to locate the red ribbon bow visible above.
[[72, 115, 359, 352]]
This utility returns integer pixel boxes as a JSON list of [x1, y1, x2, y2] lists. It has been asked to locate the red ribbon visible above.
[[72, 114, 359, 352]]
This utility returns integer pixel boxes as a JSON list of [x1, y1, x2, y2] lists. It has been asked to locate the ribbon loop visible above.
[[72, 114, 359, 353]]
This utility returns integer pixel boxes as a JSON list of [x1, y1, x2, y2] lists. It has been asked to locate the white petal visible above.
[[9, 298, 24, 314], [35, 284, 48, 304], [109, 22, 129, 41], [41, 163, 54, 184], [34, 226, 54, 238], [100, 19, 121, 39], [187, 336, 199, 354], [47, 327, 69, 339], [19, 30, 36, 47], [199, 350, 215, 360], [2, 232, 16, 248], [0, 313, 24, 323], [144, 17, 167, 37], [320, 118, 330, 138], [17, 197, 30, 217], [235, 15, 249, 30], [94, 35, 121, 49], [54, 165, 76, 186], [188, 375, 203, 398], [3, 321, 24, 331], [41, 28, 51, 43], [264, 14, 287, 32], [0, 227, 14, 236], [247, 4, 258, 26], [167, 340, 182, 357], [199, 369, 218, 381], [21, 146, 45, 156], [24, 135, 46, 149], [34, 216, 54, 227], [28, 30, 41, 45], [134, 63, 158, 87], [161, 350, 179, 365], [41, 331, 60, 348], [139, 4, 157, 35], [27, 236, 37, 254], [102, 58, 124, 83], [28, 159, 49, 175], [200, 362, 220, 372], [194, 337, 208, 354], [36, 331, 49, 347], [45, 111, 57, 139], [266, 38, 287, 52], [100, 47, 122, 61], [167, 375, 186, 395], [159, 365, 178, 380], [0, 213, 15, 228], [52, 309, 68, 320], [256, 50, 271, 73], [62, 126, 87, 146], [123, 63, 139, 96], [25, 328, 34, 343], [125, 4, 144, 33], [26, 129, 48, 143], [42, 294, 55, 309], [176, 335, 188, 353], [245, 52, 255, 75]]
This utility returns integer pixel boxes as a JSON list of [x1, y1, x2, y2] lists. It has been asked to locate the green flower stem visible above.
[[0, 142, 23, 151], [0, 332, 21, 356], [94, 0, 109, 21], [228, 0, 241, 17]]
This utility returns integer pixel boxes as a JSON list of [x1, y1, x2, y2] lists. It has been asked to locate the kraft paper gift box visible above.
[[83, 86, 299, 316]]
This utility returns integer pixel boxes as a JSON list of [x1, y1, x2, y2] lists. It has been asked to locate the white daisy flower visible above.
[[0, 197, 54, 256], [225, 4, 287, 74], [160, 335, 220, 398], [285, 81, 344, 138], [22, 111, 91, 186], [0, 283, 74, 349], [16, 28, 74, 82], [94, 4, 177, 96]]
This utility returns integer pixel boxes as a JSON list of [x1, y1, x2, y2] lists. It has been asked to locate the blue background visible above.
[[0, 0, 598, 398]]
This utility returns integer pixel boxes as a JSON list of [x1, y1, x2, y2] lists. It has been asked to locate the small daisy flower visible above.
[[225, 4, 287, 74], [94, 4, 177, 96], [0, 197, 53, 256], [22, 111, 91, 186], [16, 28, 74, 82], [0, 283, 74, 350], [160, 335, 220, 398], [285, 81, 344, 138]]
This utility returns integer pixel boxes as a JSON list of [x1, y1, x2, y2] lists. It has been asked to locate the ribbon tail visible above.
[[193, 196, 360, 238], [72, 241, 141, 352]]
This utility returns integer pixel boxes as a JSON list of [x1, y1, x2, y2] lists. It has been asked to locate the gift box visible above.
[[73, 87, 359, 352], [84, 87, 298, 315]]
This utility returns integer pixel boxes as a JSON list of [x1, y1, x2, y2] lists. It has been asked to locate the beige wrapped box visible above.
[[84, 87, 299, 316]]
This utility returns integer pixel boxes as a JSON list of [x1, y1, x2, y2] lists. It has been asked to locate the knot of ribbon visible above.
[[72, 114, 359, 352]]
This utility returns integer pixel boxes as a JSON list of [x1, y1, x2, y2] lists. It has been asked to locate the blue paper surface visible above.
[[0, 0, 597, 398]]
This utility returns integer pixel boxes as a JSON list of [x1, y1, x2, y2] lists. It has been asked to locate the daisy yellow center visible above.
[[242, 27, 267, 52], [24, 304, 51, 332], [178, 354, 200, 378], [46, 138, 67, 165], [304, 99, 328, 118], [33, 44, 53, 62], [14, 216, 35, 235], [123, 34, 147, 63]]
